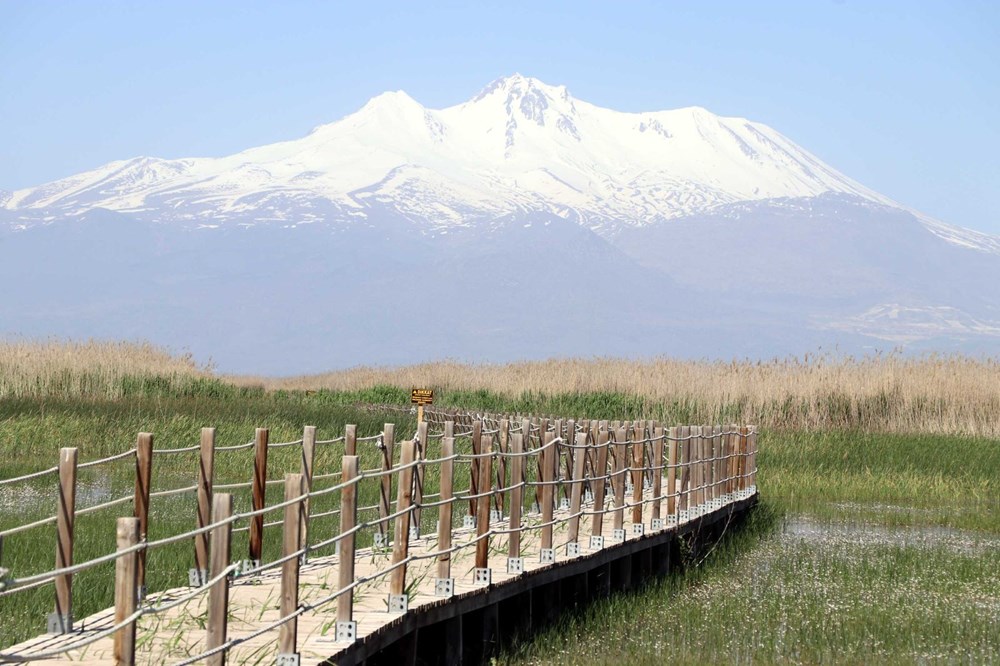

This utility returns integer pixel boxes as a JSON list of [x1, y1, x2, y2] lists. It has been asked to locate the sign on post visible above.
[[411, 388, 433, 423]]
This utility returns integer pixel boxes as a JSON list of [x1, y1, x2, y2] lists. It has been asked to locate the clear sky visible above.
[[1, 1, 997, 233]]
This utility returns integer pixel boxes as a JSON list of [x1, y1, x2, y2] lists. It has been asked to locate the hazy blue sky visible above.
[[1, 1, 997, 233]]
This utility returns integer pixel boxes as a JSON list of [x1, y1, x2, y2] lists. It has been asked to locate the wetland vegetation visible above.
[[1, 341, 997, 662]]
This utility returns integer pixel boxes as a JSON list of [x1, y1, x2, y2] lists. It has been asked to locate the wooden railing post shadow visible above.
[[50, 446, 77, 634]]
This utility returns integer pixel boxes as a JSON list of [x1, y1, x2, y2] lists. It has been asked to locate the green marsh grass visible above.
[[502, 429, 1000, 664], [3, 341, 999, 661]]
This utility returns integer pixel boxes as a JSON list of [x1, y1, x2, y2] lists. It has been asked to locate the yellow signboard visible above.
[[410, 388, 434, 405]]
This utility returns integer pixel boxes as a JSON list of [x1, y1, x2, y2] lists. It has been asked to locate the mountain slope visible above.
[[2, 75, 998, 372], [5, 74, 978, 241]]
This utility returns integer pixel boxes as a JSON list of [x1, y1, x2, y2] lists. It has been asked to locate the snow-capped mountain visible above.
[[2, 75, 998, 373], [0, 75, 973, 237]]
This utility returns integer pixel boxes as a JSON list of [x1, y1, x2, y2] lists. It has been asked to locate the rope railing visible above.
[[0, 412, 759, 664]]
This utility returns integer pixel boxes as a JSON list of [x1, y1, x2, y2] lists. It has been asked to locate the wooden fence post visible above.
[[299, 426, 316, 558], [689, 425, 699, 513], [702, 425, 710, 509], [279, 473, 304, 659], [345, 424, 357, 457], [377, 424, 395, 546], [414, 421, 428, 536], [612, 428, 627, 539], [651, 426, 664, 528], [474, 435, 493, 582], [697, 426, 707, 512], [704, 425, 714, 509], [584, 422, 598, 496], [496, 419, 510, 515], [52, 446, 78, 633], [195, 428, 215, 581], [666, 427, 678, 521], [749, 427, 758, 491], [678, 425, 689, 518], [590, 429, 610, 547], [389, 441, 416, 612], [631, 424, 645, 527], [113, 517, 140, 666], [436, 437, 455, 593], [206, 493, 233, 666], [507, 433, 524, 571], [468, 421, 482, 517], [704, 425, 713, 509], [709, 425, 722, 508], [566, 433, 587, 553], [335, 457, 359, 641], [552, 419, 563, 505], [726, 423, 740, 499], [519, 419, 531, 505], [562, 419, 576, 505], [249, 427, 269, 564], [642, 420, 655, 489], [133, 433, 153, 598], [539, 432, 556, 561], [714, 425, 722, 504]]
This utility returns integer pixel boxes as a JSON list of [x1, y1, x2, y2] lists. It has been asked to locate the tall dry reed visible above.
[[0, 339, 208, 399], [243, 353, 1000, 436]]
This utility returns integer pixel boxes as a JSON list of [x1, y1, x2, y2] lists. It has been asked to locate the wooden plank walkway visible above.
[[5, 482, 755, 665], [2, 414, 758, 664]]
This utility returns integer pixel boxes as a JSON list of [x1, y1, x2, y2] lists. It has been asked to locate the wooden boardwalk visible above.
[[1, 413, 758, 665]]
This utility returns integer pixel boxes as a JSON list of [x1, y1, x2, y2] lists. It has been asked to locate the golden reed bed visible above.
[[2, 340, 998, 437], [0, 339, 208, 399], [247, 353, 1000, 437]]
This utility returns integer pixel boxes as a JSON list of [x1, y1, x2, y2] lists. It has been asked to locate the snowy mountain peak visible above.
[[3, 75, 996, 256], [472, 73, 573, 104]]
